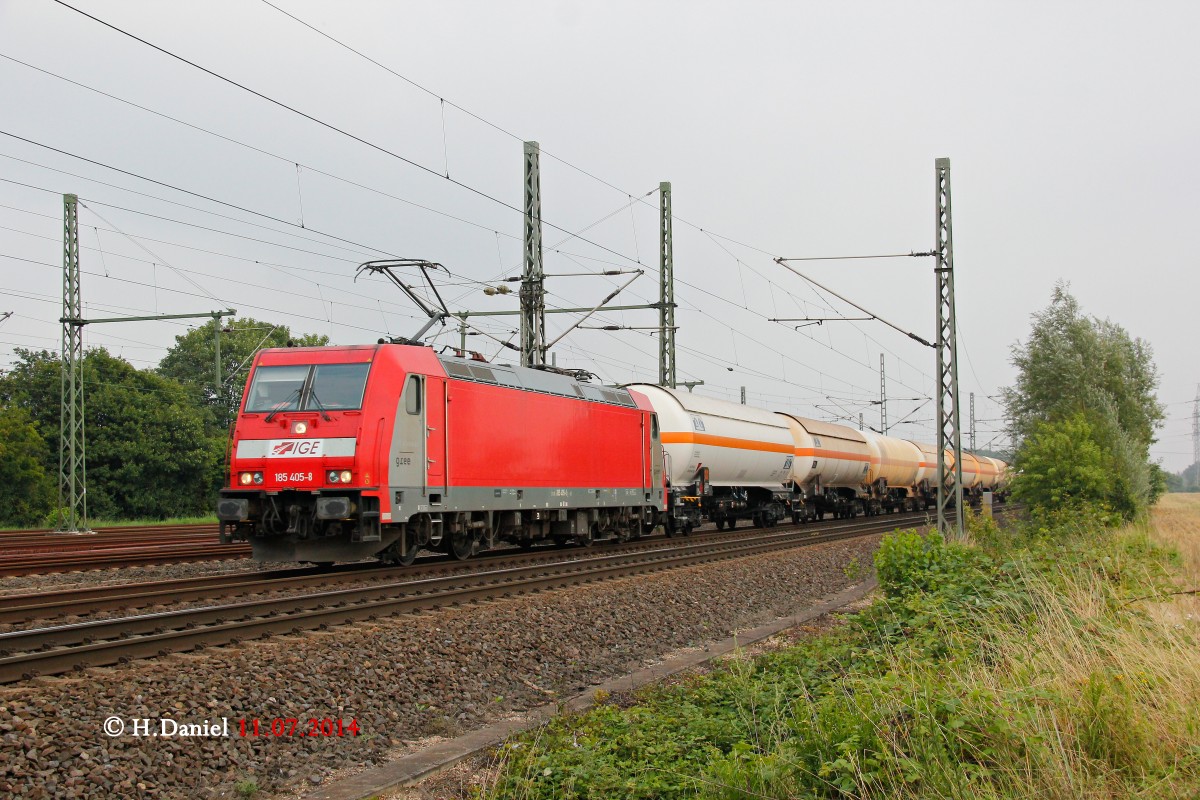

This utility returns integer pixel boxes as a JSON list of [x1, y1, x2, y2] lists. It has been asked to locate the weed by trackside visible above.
[[476, 498, 1200, 800]]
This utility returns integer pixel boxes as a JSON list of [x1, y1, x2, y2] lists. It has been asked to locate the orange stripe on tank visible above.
[[794, 447, 874, 463], [660, 431, 793, 454]]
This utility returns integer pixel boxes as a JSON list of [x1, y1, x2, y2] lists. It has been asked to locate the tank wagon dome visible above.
[[627, 384, 794, 488], [775, 413, 877, 488]]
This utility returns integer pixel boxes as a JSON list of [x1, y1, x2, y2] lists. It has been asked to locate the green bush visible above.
[[874, 530, 980, 600], [482, 511, 1200, 800]]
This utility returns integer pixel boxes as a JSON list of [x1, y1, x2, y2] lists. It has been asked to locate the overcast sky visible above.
[[1, 1, 1197, 470]]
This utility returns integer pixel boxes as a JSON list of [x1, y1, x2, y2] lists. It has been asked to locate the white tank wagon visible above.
[[862, 431, 930, 513], [910, 441, 941, 489], [904, 443, 1012, 506], [776, 414, 878, 520], [959, 453, 1009, 495], [957, 451, 984, 491], [986, 457, 1011, 492], [630, 385, 795, 532]]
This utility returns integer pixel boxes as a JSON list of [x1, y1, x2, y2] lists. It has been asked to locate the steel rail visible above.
[[0, 544, 251, 577], [0, 509, 947, 623], [0, 523, 217, 538], [0, 514, 935, 683]]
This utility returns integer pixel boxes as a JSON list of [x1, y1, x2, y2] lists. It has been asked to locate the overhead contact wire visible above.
[[49, 0, 645, 268]]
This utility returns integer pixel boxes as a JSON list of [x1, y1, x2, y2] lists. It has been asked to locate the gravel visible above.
[[0, 558, 282, 598], [0, 533, 882, 799]]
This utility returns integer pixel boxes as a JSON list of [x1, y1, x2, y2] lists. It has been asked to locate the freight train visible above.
[[217, 344, 1007, 564]]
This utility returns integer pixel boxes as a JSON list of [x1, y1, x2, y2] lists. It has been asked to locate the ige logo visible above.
[[267, 439, 324, 458]]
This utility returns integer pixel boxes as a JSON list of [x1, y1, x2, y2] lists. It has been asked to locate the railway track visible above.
[[0, 523, 248, 576], [0, 508, 947, 624], [0, 508, 1014, 684]]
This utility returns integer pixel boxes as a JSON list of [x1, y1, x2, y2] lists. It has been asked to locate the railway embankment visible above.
[[0, 525, 884, 799], [467, 497, 1200, 800]]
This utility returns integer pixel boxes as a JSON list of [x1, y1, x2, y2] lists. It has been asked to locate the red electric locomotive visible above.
[[218, 344, 666, 564]]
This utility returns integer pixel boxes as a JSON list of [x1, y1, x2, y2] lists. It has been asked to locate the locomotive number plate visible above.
[[275, 472, 315, 484]]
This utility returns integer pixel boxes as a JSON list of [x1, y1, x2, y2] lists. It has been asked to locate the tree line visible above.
[[0, 318, 325, 527], [0, 287, 1174, 528]]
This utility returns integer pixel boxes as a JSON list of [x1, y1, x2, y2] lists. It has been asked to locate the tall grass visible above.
[[480, 498, 1200, 799]]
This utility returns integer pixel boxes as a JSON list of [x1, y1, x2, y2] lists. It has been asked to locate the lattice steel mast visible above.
[[658, 181, 677, 388], [970, 392, 977, 451], [880, 353, 887, 435], [1192, 384, 1199, 477], [59, 193, 87, 533], [520, 141, 546, 367], [934, 158, 964, 540]]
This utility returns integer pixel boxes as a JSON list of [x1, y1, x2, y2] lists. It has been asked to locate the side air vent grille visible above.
[[468, 365, 497, 383], [437, 357, 633, 407]]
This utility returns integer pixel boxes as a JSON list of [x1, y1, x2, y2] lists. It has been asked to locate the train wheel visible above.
[[398, 541, 420, 567], [683, 522, 694, 536], [448, 530, 473, 560]]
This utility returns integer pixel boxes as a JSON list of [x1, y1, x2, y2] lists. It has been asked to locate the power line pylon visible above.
[[1192, 384, 1199, 478], [58, 193, 87, 532], [880, 353, 887, 435], [520, 141, 546, 367], [970, 392, 976, 451], [934, 158, 964, 540], [658, 181, 676, 388]]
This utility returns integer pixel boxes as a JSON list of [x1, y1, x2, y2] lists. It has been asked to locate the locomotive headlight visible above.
[[293, 421, 308, 435], [327, 470, 339, 484], [252, 472, 263, 485], [339, 470, 352, 484], [239, 472, 253, 486]]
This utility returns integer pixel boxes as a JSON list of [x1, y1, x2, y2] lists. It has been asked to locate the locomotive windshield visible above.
[[245, 362, 371, 413]]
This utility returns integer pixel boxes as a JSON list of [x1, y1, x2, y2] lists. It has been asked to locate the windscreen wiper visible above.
[[264, 388, 302, 422], [306, 389, 333, 421]]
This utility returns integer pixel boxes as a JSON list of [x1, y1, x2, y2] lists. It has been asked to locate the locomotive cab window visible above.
[[245, 365, 307, 413], [245, 362, 371, 413], [309, 363, 370, 409], [404, 375, 422, 415]]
